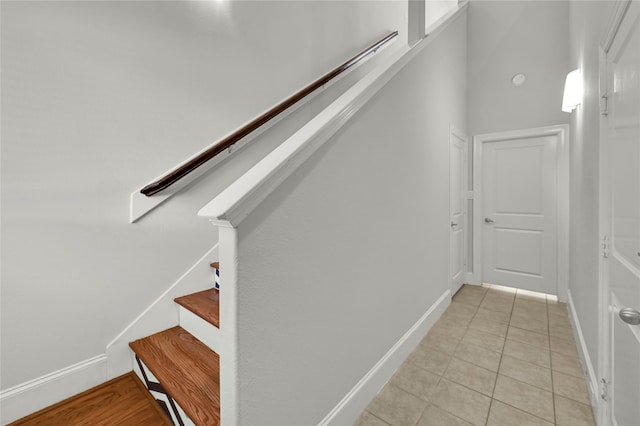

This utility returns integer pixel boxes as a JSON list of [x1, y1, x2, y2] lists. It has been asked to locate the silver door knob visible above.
[[484, 217, 496, 224], [619, 308, 640, 325], [451, 222, 458, 228]]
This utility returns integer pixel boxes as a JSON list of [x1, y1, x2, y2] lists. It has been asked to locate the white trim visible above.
[[178, 305, 221, 353], [129, 31, 400, 223], [105, 244, 218, 379], [218, 225, 239, 426], [597, 5, 639, 424], [567, 290, 600, 413], [598, 44, 612, 426], [0, 355, 107, 424], [472, 124, 570, 301], [198, 4, 469, 226], [318, 290, 451, 426], [449, 124, 469, 293], [557, 125, 571, 302]]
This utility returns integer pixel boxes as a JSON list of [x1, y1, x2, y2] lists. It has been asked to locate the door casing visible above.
[[598, 2, 637, 425], [449, 125, 468, 296], [470, 125, 570, 301]]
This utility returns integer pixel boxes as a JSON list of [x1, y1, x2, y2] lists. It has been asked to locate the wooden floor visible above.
[[9, 372, 172, 426]]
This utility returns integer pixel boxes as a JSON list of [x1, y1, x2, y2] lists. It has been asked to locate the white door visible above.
[[603, 2, 640, 424], [450, 127, 467, 295], [482, 135, 558, 295]]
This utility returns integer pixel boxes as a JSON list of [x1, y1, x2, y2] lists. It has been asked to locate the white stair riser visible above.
[[178, 305, 221, 353], [132, 353, 195, 426]]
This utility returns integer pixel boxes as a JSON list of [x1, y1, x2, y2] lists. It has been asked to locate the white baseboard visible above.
[[566, 290, 600, 415], [318, 289, 451, 426], [0, 355, 107, 425]]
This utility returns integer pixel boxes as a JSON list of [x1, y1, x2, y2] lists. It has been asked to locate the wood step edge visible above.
[[129, 326, 220, 426], [210, 261, 219, 269], [174, 288, 220, 328]]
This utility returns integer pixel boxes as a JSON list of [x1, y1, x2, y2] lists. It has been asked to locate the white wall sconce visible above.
[[562, 69, 583, 112]]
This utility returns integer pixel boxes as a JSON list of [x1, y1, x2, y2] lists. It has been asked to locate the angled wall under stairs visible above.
[[105, 245, 219, 380]]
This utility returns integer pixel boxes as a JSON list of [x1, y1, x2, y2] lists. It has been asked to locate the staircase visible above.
[[9, 263, 222, 426], [129, 262, 221, 426]]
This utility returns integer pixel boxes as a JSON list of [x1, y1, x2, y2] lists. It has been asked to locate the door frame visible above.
[[449, 125, 469, 296], [597, 1, 634, 424], [470, 125, 570, 301]]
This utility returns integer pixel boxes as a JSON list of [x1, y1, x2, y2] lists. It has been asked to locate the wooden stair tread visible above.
[[210, 262, 219, 269], [175, 288, 220, 328], [129, 326, 220, 426], [8, 372, 172, 426]]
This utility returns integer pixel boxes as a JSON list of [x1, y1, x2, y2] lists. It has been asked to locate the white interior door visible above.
[[450, 127, 467, 295], [482, 135, 558, 295], [604, 2, 640, 425]]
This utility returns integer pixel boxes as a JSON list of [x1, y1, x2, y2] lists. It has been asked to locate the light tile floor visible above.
[[355, 284, 596, 426]]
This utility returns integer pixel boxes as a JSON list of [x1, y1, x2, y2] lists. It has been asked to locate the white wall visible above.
[[467, 0, 570, 135], [426, 0, 459, 29], [232, 12, 467, 425], [0, 0, 406, 402], [567, 0, 617, 392]]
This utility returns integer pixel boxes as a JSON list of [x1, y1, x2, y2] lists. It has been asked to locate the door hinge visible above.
[[601, 94, 609, 116], [600, 378, 609, 401], [602, 235, 610, 258]]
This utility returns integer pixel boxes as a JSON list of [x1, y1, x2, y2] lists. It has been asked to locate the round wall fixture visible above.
[[512, 73, 526, 87]]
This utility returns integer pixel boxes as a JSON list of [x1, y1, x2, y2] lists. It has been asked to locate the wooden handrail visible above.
[[140, 30, 398, 196]]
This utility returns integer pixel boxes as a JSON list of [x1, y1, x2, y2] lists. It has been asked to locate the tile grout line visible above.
[[490, 399, 557, 425], [407, 292, 455, 425], [489, 287, 561, 425], [427, 290, 478, 425], [488, 290, 558, 425], [466, 285, 495, 426], [364, 410, 391, 426], [485, 285, 516, 425], [429, 285, 489, 425], [496, 358, 554, 392], [408, 286, 478, 426], [358, 285, 591, 426]]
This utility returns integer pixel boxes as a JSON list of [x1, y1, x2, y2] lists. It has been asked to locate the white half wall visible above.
[[224, 11, 467, 425]]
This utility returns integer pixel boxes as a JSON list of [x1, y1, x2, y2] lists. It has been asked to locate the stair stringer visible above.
[[105, 243, 219, 380], [132, 355, 195, 426]]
